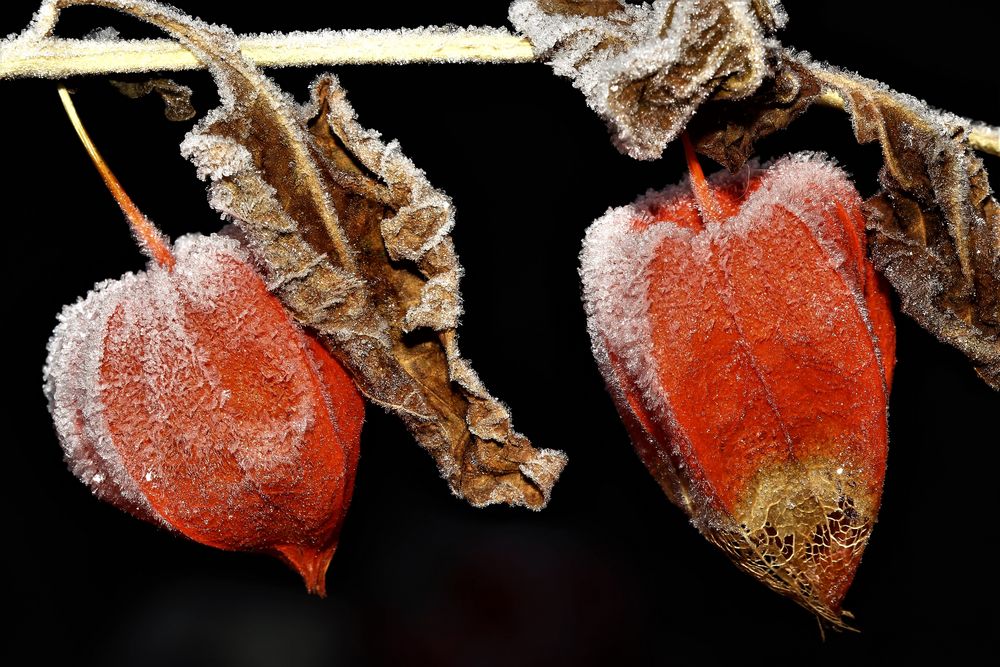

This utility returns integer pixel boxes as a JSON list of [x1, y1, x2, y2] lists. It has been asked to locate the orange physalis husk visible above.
[[43, 90, 364, 596], [580, 138, 895, 626]]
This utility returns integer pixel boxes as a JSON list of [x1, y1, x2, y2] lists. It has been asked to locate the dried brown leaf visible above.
[[509, 0, 787, 160], [299, 77, 568, 507], [537, 0, 623, 17], [45, 0, 566, 507], [687, 51, 820, 171], [807, 66, 999, 388], [111, 77, 195, 121]]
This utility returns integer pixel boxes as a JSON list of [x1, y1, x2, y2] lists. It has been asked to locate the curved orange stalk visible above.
[[57, 86, 175, 270], [681, 132, 723, 225]]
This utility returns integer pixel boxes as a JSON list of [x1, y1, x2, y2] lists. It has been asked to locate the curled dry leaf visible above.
[[34, 0, 566, 508], [110, 77, 196, 121], [509, 0, 787, 160], [816, 67, 1000, 390], [687, 52, 1000, 389], [685, 50, 819, 172]]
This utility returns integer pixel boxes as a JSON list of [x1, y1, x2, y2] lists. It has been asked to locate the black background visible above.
[[3, 1, 997, 665]]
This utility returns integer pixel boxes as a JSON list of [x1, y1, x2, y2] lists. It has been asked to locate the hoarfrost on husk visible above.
[[581, 153, 893, 624], [44, 234, 359, 549]]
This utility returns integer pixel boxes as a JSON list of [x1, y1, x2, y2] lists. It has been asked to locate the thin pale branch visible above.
[[0, 29, 536, 77], [2, 29, 997, 157]]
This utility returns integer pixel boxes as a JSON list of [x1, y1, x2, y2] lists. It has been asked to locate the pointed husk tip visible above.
[[273, 543, 337, 597]]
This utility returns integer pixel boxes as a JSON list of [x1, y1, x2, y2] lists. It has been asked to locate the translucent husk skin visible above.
[[44, 234, 364, 596], [581, 152, 894, 626]]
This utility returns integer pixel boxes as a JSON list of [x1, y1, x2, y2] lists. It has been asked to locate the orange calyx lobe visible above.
[[96, 238, 364, 592], [47, 86, 365, 595], [681, 132, 723, 226], [581, 150, 895, 625]]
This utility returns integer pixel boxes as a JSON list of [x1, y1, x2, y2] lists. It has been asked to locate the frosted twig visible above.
[[0, 29, 536, 76], [2, 29, 997, 157]]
